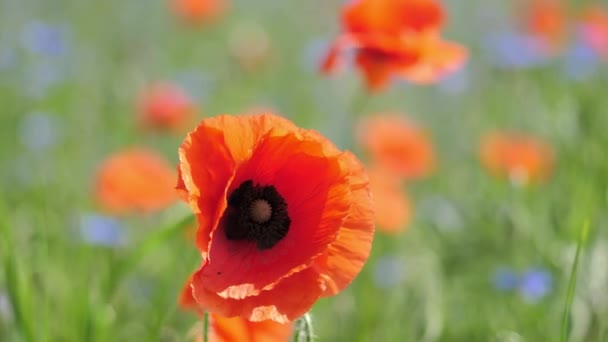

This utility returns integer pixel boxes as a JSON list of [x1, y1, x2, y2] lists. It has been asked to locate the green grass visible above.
[[2, 0, 608, 341]]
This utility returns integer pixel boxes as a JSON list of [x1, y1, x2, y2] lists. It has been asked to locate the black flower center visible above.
[[224, 180, 291, 250]]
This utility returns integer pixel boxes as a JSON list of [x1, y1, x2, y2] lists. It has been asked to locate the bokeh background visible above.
[[2, 0, 608, 340]]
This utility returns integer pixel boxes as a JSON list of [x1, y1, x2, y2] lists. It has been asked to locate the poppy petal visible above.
[[314, 152, 375, 296], [191, 267, 326, 323], [208, 314, 293, 342], [178, 113, 375, 323], [202, 114, 298, 163], [179, 126, 236, 254], [357, 115, 435, 179], [198, 131, 351, 297], [179, 114, 300, 254], [399, 37, 468, 84], [367, 166, 411, 233], [95, 148, 178, 214]]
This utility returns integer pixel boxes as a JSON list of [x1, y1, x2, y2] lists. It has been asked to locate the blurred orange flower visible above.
[[480, 132, 554, 186], [357, 114, 435, 179], [368, 167, 412, 234], [172, 0, 228, 25], [178, 114, 374, 322], [521, 0, 567, 54], [190, 314, 293, 342], [137, 83, 196, 133], [322, 0, 467, 91], [580, 6, 608, 58], [95, 148, 178, 214]]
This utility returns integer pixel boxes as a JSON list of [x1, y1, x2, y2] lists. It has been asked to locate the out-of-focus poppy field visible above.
[[2, 0, 608, 341]]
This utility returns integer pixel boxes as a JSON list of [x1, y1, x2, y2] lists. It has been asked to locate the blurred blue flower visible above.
[[492, 266, 519, 291], [79, 214, 126, 247], [21, 21, 69, 58], [562, 33, 600, 81], [518, 268, 553, 302], [484, 31, 550, 69], [18, 112, 60, 152], [373, 255, 406, 289]]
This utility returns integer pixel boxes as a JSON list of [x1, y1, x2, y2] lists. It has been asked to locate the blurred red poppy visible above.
[[178, 113, 374, 322], [357, 114, 435, 179], [322, 0, 467, 91], [138, 83, 196, 133], [580, 6, 608, 58], [172, 0, 228, 25], [521, 0, 567, 54], [95, 148, 178, 214], [368, 166, 411, 234], [189, 313, 293, 342], [480, 132, 554, 186]]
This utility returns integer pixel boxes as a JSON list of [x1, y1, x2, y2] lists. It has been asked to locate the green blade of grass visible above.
[[0, 206, 35, 342], [560, 220, 590, 342]]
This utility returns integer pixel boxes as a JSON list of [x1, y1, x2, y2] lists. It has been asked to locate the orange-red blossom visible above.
[[322, 0, 467, 91], [178, 114, 375, 323]]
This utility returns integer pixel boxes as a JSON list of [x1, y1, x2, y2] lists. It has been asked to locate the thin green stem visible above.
[[294, 313, 314, 342], [202, 311, 209, 342], [560, 220, 590, 342], [0, 205, 35, 342]]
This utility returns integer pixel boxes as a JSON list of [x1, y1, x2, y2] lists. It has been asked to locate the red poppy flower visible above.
[[580, 6, 608, 58], [368, 166, 411, 234], [322, 0, 467, 91], [189, 314, 293, 342], [178, 114, 374, 323], [94, 148, 178, 214], [521, 0, 567, 54], [137, 83, 196, 133], [357, 114, 435, 179], [480, 132, 554, 186], [172, 0, 228, 25]]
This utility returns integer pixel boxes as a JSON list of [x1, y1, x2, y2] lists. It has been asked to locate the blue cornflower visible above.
[[484, 31, 550, 69], [518, 268, 553, 302], [79, 214, 126, 248], [562, 32, 601, 81], [21, 21, 69, 58]]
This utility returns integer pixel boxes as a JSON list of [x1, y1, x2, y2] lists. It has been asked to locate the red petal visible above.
[[198, 131, 351, 297]]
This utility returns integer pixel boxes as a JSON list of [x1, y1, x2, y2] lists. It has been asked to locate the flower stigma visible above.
[[224, 180, 291, 250]]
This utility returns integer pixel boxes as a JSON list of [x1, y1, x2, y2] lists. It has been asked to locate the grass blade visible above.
[[560, 220, 590, 342]]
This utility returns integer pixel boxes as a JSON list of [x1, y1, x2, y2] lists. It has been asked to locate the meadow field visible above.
[[1, 0, 608, 341]]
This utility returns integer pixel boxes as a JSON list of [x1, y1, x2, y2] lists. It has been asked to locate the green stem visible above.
[[294, 313, 314, 342], [560, 220, 590, 342], [202, 311, 209, 342], [0, 205, 35, 342]]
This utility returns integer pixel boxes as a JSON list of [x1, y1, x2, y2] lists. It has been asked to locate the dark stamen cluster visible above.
[[224, 180, 291, 250]]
